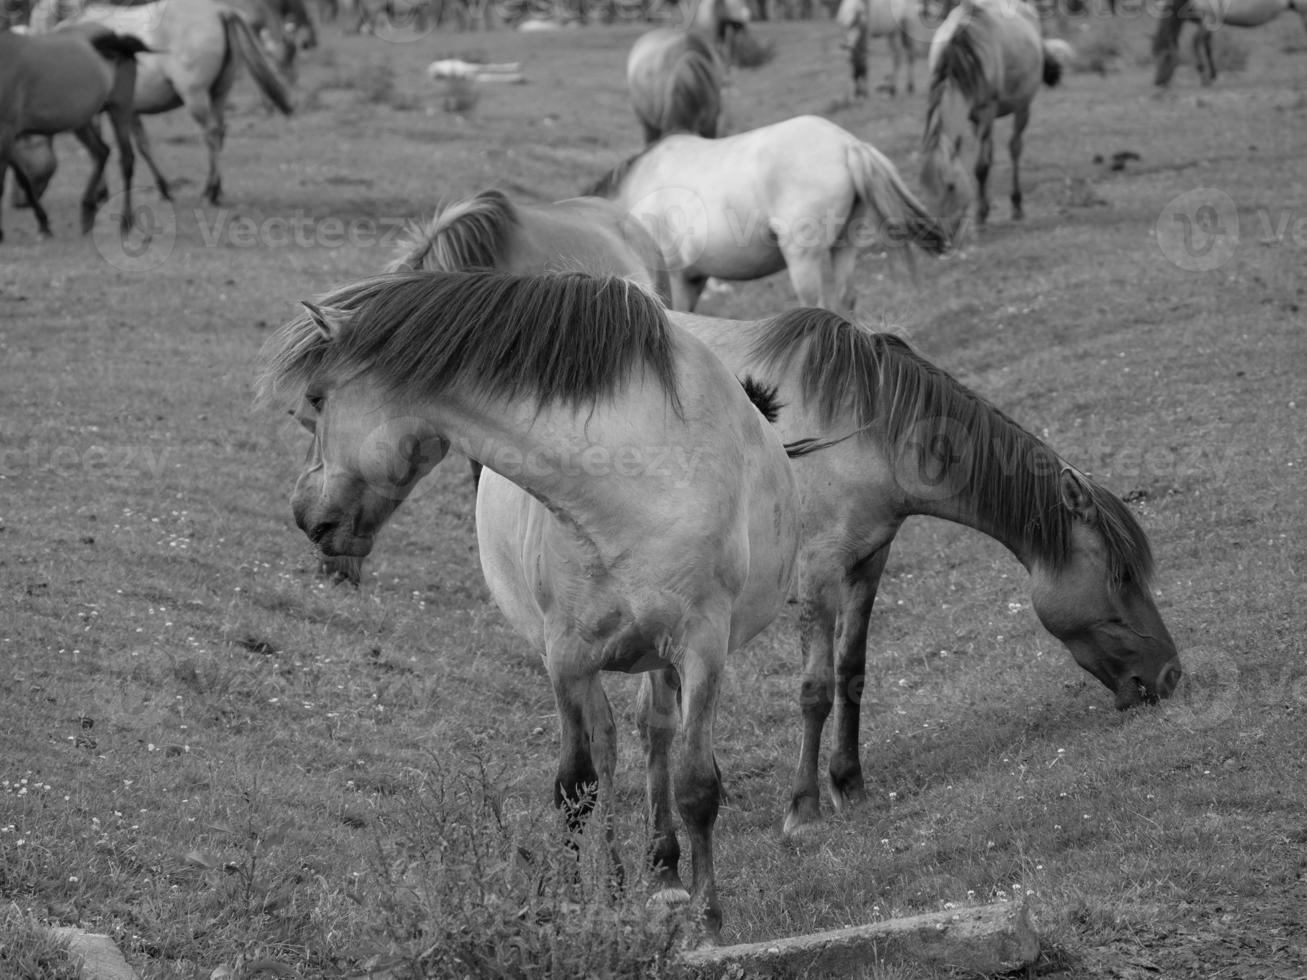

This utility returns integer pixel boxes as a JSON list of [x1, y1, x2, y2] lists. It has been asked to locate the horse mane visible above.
[[387, 189, 518, 274], [923, 6, 995, 152], [583, 144, 656, 199], [750, 308, 1154, 587], [258, 271, 682, 416]]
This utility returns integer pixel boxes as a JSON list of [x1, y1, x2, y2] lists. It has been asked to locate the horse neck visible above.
[[887, 415, 1066, 575], [424, 380, 690, 534], [924, 79, 974, 163], [689, 0, 716, 34]]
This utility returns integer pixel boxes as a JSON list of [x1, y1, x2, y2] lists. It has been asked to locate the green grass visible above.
[[2, 12, 1306, 979]]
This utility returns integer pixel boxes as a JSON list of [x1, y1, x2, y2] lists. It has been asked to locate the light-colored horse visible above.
[[585, 114, 950, 313], [670, 307, 1183, 834], [920, 0, 1073, 237], [625, 0, 751, 143], [836, 0, 926, 97], [1153, 0, 1307, 86], [28, 0, 295, 205], [313, 187, 673, 585], [0, 24, 147, 242], [258, 270, 802, 938]]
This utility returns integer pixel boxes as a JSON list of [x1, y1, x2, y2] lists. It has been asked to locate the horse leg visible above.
[[902, 25, 915, 95], [782, 574, 837, 835], [585, 676, 624, 889], [669, 273, 707, 312], [132, 116, 172, 202], [829, 547, 892, 811], [1008, 105, 1029, 221], [1196, 27, 1215, 85], [184, 92, 226, 206], [974, 118, 995, 227], [830, 243, 860, 313], [1, 141, 54, 241], [884, 33, 901, 96], [637, 667, 688, 904], [675, 619, 729, 939], [71, 123, 111, 235], [547, 655, 600, 842], [782, 246, 835, 309], [105, 109, 138, 236]]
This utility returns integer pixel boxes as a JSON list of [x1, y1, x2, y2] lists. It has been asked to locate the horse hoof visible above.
[[781, 802, 823, 838], [829, 783, 867, 813], [647, 887, 691, 913]]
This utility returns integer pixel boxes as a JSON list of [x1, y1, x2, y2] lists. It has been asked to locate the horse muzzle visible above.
[[1113, 656, 1182, 710]]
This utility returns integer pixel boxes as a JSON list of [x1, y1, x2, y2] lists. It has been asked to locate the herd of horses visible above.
[[3, 0, 1300, 941]]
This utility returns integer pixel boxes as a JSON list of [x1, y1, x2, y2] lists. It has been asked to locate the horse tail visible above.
[[658, 34, 724, 140], [846, 141, 950, 256], [221, 11, 294, 116], [1040, 38, 1074, 87], [88, 31, 153, 61]]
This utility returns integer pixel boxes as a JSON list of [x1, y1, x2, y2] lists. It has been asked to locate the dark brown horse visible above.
[[0, 24, 147, 241]]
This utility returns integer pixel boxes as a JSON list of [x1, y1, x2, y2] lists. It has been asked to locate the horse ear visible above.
[[1059, 468, 1097, 523], [301, 301, 342, 341]]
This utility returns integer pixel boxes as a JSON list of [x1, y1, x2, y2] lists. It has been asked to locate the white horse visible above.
[[835, 0, 926, 97], [586, 114, 949, 313], [27, 0, 295, 205]]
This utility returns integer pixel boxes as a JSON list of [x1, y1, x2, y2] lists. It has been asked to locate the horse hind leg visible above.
[[782, 245, 836, 310], [105, 109, 137, 236], [1009, 106, 1030, 221], [132, 116, 172, 201], [71, 122, 112, 235], [1, 144, 54, 241]]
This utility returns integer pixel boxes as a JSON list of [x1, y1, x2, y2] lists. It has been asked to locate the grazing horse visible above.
[[585, 114, 950, 313], [258, 270, 802, 938], [0, 25, 147, 242], [625, 0, 751, 143], [836, 0, 925, 97], [1153, 0, 1307, 86], [666, 308, 1183, 834], [28, 0, 295, 206], [314, 187, 673, 586], [920, 0, 1074, 236]]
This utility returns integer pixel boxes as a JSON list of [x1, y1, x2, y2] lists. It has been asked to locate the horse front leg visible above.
[[783, 569, 837, 836], [1008, 106, 1029, 222], [71, 122, 111, 235], [974, 118, 995, 227], [546, 653, 600, 842], [829, 547, 892, 811], [637, 667, 687, 904], [675, 620, 730, 940], [1195, 27, 1215, 85], [584, 675, 624, 890]]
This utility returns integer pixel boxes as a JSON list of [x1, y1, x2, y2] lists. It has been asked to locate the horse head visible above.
[[288, 303, 450, 558], [920, 86, 978, 241], [1028, 469, 1182, 710]]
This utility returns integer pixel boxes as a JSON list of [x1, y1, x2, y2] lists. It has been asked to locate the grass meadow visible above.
[[1, 7, 1305, 978]]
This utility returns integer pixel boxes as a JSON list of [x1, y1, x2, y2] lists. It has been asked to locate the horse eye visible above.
[[307, 394, 324, 412]]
